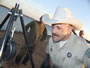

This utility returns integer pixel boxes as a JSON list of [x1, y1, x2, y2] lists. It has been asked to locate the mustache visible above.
[[52, 33, 59, 36]]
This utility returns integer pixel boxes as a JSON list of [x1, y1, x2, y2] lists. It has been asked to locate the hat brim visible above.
[[42, 14, 82, 30]]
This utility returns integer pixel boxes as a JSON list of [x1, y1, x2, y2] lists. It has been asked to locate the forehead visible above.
[[52, 23, 69, 27]]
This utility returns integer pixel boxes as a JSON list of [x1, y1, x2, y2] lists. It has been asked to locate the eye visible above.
[[57, 26, 61, 30]]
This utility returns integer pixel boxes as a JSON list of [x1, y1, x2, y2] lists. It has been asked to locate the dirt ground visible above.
[[0, 31, 50, 68]]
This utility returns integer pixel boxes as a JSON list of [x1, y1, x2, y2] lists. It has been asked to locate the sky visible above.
[[27, 0, 90, 40]]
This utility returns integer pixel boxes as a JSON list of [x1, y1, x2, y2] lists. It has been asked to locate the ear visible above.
[[68, 25, 73, 33]]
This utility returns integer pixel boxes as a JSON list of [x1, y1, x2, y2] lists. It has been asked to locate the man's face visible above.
[[81, 31, 84, 37], [82, 32, 84, 36], [52, 23, 72, 43]]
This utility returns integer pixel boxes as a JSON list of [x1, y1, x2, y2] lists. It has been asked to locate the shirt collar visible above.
[[58, 33, 73, 48], [59, 40, 68, 48]]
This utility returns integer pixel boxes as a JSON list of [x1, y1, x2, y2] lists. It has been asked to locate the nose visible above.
[[52, 28, 56, 34]]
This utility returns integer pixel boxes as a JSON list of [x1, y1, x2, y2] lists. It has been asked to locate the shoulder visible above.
[[71, 34, 88, 50], [73, 34, 87, 45], [71, 34, 90, 59], [77, 35, 89, 53]]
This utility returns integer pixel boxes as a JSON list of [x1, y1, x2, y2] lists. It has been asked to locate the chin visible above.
[[53, 39, 60, 43]]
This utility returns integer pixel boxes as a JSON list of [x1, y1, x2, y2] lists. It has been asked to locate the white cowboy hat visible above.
[[42, 7, 82, 30]]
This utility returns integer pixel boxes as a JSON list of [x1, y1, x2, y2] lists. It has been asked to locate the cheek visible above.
[[63, 27, 69, 34], [60, 29, 68, 36], [63, 31, 68, 35]]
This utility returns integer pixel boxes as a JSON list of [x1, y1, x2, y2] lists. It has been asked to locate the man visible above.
[[79, 30, 90, 43], [15, 16, 47, 65], [79, 30, 84, 38], [41, 7, 90, 68]]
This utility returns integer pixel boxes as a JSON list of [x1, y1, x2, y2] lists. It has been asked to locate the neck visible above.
[[63, 33, 71, 41]]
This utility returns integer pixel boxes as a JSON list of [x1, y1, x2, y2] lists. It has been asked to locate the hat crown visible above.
[[42, 7, 82, 30], [53, 7, 72, 20]]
